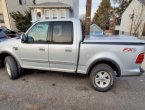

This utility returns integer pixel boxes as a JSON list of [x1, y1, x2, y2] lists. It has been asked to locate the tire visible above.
[[90, 64, 115, 92], [4, 56, 19, 80]]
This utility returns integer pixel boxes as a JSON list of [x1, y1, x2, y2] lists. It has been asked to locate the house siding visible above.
[[35, 0, 79, 18], [0, 0, 33, 30], [0, 0, 2, 13], [73, 0, 79, 18], [119, 0, 145, 36], [0, 0, 10, 28], [6, 0, 33, 30], [0, 0, 79, 30]]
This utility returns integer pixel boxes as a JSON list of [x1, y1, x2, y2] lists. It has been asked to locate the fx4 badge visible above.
[[123, 48, 137, 53]]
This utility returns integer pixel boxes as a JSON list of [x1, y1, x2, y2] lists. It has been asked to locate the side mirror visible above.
[[21, 34, 27, 43]]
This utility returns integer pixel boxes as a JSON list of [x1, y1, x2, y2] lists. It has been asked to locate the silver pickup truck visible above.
[[0, 19, 145, 92]]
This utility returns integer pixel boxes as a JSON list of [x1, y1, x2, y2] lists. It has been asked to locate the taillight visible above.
[[136, 53, 144, 64]]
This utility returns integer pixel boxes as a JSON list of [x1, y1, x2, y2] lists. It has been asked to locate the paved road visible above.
[[0, 63, 144, 110]]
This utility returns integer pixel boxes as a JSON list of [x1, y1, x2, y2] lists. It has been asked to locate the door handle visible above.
[[65, 47, 72, 52], [39, 48, 45, 51]]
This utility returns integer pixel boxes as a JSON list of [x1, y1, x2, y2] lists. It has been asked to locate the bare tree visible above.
[[111, 0, 132, 4], [112, 0, 132, 18], [111, 0, 122, 4]]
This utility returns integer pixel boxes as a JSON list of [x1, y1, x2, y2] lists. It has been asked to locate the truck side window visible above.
[[52, 21, 73, 44], [27, 22, 49, 43]]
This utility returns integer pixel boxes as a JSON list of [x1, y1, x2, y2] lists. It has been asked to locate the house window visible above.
[[35, 9, 42, 20], [19, 0, 22, 5], [45, 10, 50, 19], [0, 14, 4, 23], [33, 0, 36, 4], [52, 10, 58, 19], [19, 0, 26, 5], [60, 9, 66, 18], [37, 12, 41, 20]]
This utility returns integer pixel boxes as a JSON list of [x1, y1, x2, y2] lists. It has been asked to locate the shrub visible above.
[[10, 10, 32, 32]]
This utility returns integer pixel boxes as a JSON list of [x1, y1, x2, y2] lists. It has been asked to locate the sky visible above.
[[79, 0, 117, 18], [79, 0, 102, 18]]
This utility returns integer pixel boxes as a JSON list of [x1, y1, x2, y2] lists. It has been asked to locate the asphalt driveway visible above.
[[0, 63, 144, 110]]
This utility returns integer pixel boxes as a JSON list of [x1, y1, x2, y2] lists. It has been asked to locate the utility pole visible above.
[[85, 0, 92, 36]]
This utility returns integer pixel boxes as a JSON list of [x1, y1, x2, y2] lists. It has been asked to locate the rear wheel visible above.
[[4, 56, 19, 80], [90, 64, 115, 92]]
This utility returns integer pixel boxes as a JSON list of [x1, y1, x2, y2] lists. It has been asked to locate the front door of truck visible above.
[[20, 22, 50, 69], [49, 21, 77, 72]]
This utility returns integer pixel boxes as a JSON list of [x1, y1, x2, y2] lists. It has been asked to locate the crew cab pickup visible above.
[[0, 19, 145, 92]]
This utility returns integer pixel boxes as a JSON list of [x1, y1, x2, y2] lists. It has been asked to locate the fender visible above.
[[87, 58, 121, 77], [0, 51, 21, 67]]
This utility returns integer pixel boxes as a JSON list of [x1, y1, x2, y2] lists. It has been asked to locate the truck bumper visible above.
[[139, 68, 145, 76], [122, 68, 144, 76]]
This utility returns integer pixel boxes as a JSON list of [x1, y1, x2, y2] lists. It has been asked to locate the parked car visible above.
[[0, 29, 9, 42], [0, 18, 145, 92], [0, 26, 17, 38]]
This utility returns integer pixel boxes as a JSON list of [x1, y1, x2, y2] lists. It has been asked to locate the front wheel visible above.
[[5, 56, 19, 80], [90, 64, 115, 92]]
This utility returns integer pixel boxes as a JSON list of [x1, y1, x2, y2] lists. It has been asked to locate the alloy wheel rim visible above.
[[6, 63, 12, 77], [95, 71, 111, 88]]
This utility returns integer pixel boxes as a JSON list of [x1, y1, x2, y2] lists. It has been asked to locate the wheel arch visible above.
[[0, 51, 20, 67], [87, 58, 121, 77]]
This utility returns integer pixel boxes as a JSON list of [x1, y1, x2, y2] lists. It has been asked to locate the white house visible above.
[[0, 0, 33, 30], [29, 0, 79, 22], [116, 0, 145, 36]]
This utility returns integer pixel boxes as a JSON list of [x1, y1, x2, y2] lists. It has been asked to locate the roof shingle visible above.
[[28, 2, 71, 8]]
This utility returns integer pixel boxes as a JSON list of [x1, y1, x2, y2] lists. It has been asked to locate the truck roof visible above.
[[35, 18, 80, 23]]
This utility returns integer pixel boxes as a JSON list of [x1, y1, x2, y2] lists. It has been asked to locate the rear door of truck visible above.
[[48, 21, 78, 72]]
